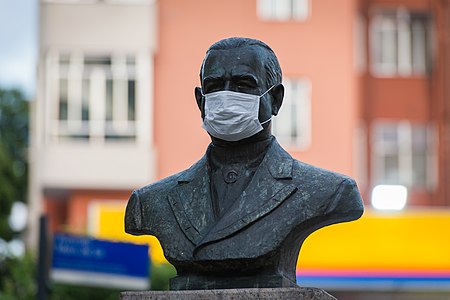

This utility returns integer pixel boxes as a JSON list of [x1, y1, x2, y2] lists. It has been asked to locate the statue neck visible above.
[[209, 134, 274, 165]]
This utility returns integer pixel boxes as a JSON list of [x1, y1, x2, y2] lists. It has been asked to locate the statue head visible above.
[[195, 37, 284, 144]]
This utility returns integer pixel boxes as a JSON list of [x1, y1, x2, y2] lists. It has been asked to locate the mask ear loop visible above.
[[259, 85, 276, 125], [259, 85, 275, 97], [260, 118, 272, 125]]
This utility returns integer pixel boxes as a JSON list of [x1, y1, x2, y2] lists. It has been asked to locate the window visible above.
[[371, 121, 436, 190], [53, 53, 137, 142], [272, 78, 311, 150], [257, 0, 310, 21], [370, 8, 431, 76]]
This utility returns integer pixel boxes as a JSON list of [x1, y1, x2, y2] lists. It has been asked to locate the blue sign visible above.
[[51, 234, 149, 289]]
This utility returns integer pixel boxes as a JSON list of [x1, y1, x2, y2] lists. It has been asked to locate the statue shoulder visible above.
[[124, 176, 177, 236], [291, 159, 364, 220], [124, 157, 207, 235], [136, 152, 208, 197], [135, 172, 181, 199]]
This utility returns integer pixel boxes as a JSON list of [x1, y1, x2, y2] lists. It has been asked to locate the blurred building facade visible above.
[[29, 0, 157, 245], [30, 0, 450, 284], [359, 0, 450, 208]]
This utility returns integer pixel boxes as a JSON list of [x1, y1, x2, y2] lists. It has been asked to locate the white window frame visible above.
[[47, 51, 144, 144], [272, 78, 312, 150], [257, 0, 310, 22]]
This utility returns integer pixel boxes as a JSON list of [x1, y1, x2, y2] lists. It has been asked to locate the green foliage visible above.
[[0, 253, 37, 300], [0, 88, 29, 241], [150, 263, 176, 290], [0, 145, 16, 241]]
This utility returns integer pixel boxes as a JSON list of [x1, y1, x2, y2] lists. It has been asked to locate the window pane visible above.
[[292, 0, 309, 20], [105, 79, 113, 121], [384, 153, 399, 183], [128, 80, 136, 121], [81, 79, 90, 121], [411, 125, 428, 186], [397, 9, 412, 75], [412, 153, 427, 186], [374, 123, 398, 153], [257, 0, 273, 20], [372, 122, 400, 185], [258, 0, 309, 21], [290, 81, 298, 139], [381, 125, 398, 141], [380, 18, 397, 69], [275, 0, 291, 20], [411, 125, 427, 149], [84, 55, 111, 66], [59, 78, 68, 121], [273, 80, 291, 144], [411, 18, 427, 74], [272, 78, 311, 149]]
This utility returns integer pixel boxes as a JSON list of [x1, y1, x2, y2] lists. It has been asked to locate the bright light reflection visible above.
[[8, 201, 28, 232], [371, 184, 407, 210]]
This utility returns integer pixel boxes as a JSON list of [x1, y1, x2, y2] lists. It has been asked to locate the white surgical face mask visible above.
[[201, 86, 274, 142]]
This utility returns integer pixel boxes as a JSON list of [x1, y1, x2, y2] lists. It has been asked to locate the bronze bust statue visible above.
[[125, 37, 364, 290]]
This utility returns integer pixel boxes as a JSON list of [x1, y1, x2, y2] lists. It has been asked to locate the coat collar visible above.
[[168, 138, 297, 247], [177, 138, 293, 182]]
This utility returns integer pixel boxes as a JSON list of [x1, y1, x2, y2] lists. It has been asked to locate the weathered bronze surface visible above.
[[125, 37, 364, 290]]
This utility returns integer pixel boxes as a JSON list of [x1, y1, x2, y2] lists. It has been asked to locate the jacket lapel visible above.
[[197, 140, 298, 247], [167, 155, 215, 245]]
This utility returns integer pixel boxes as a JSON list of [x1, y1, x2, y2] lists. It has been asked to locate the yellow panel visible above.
[[298, 209, 450, 272]]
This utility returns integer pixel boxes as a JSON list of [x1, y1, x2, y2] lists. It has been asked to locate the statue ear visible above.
[[195, 87, 205, 118], [270, 83, 284, 116]]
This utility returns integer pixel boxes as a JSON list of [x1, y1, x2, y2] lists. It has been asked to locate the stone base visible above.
[[120, 287, 336, 300]]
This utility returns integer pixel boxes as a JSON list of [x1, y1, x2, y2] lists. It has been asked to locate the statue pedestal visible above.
[[120, 287, 336, 300]]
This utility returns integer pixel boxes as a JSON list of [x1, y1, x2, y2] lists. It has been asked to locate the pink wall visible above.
[[154, 0, 359, 179]]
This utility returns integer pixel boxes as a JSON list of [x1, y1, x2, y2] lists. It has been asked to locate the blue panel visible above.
[[52, 234, 149, 278]]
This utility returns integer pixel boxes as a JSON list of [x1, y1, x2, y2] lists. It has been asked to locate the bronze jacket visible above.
[[125, 138, 364, 289]]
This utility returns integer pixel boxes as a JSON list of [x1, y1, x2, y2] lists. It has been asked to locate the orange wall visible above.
[[65, 190, 131, 233], [44, 196, 68, 232], [368, 77, 431, 121], [154, 0, 360, 179]]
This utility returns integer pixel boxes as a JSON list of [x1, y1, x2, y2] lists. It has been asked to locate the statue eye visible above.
[[237, 80, 255, 89], [204, 81, 223, 93]]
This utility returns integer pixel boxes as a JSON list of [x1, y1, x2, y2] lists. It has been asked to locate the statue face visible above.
[[199, 47, 273, 124]]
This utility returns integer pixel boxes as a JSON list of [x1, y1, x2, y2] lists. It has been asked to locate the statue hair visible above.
[[200, 37, 282, 89]]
